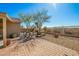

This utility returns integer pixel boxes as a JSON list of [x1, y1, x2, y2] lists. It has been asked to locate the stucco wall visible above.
[[7, 20, 21, 37]]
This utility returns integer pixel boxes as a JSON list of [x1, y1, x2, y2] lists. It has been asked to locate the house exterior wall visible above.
[[0, 13, 7, 46], [0, 13, 21, 46], [0, 13, 21, 38], [7, 20, 21, 37]]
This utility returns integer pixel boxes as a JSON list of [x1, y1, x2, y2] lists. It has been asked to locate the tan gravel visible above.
[[0, 39, 78, 56], [41, 34, 79, 54]]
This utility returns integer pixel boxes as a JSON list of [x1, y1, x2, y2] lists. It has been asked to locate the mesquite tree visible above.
[[33, 10, 51, 35], [19, 14, 34, 42], [19, 14, 33, 32]]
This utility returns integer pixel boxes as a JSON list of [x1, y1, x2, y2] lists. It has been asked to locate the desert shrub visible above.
[[53, 30, 60, 34], [9, 33, 18, 38], [46, 29, 52, 34], [0, 45, 5, 49], [53, 33, 59, 38], [65, 31, 73, 35], [36, 31, 42, 37]]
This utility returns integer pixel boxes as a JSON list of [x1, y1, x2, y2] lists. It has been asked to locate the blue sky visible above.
[[0, 3, 79, 27]]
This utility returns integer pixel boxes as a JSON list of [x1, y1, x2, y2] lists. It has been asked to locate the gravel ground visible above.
[[41, 34, 79, 54], [0, 39, 78, 56]]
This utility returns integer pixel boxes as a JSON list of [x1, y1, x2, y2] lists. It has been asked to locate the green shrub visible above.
[[0, 45, 5, 49], [9, 33, 18, 38]]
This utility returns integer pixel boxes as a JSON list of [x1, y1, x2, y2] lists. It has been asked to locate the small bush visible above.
[[65, 31, 73, 35], [54, 33, 59, 38], [0, 45, 5, 49], [9, 33, 18, 38]]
